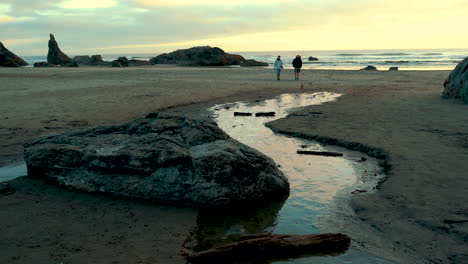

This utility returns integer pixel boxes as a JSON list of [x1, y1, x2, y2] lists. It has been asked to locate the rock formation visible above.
[[47, 34, 73, 66], [24, 112, 289, 208], [389, 67, 399, 71], [240, 59, 268, 67], [308, 56, 319, 61], [0, 41, 28, 67], [443, 57, 468, 102], [360, 65, 378, 71], [150, 46, 245, 66], [73, 55, 108, 66]]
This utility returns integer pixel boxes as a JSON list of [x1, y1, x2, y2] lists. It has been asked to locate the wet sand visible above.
[[1, 66, 467, 263]]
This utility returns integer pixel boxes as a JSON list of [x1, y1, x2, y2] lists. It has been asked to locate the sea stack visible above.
[[47, 34, 73, 66], [0, 41, 28, 67], [150, 46, 245, 66], [443, 57, 468, 102]]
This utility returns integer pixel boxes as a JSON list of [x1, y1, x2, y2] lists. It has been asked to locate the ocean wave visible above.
[[374, 53, 410, 56], [384, 60, 410, 64], [423, 53, 443, 56], [335, 53, 366, 56]]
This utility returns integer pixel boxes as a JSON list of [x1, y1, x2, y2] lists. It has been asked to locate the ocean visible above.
[[23, 48, 468, 70]]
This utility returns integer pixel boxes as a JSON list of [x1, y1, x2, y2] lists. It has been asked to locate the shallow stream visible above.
[[192, 92, 392, 263]]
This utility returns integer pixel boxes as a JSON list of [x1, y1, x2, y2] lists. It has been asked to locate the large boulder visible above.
[[150, 46, 245, 66], [0, 41, 28, 67], [443, 57, 468, 102], [240, 59, 268, 67], [47, 34, 73, 66], [24, 113, 289, 208]]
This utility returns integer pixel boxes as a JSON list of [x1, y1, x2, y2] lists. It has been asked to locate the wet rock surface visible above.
[[443, 57, 468, 102], [0, 42, 28, 67], [24, 112, 289, 208], [150, 46, 245, 66]]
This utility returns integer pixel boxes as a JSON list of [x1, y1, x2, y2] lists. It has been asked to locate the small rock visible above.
[[388, 67, 399, 71], [360, 65, 378, 71], [234, 112, 252, 116], [255, 112, 275, 117], [308, 56, 319, 61]]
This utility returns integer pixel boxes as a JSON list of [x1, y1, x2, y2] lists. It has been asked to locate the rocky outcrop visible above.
[[0, 42, 28, 67], [24, 112, 289, 208], [443, 57, 468, 102], [308, 56, 319, 61], [47, 34, 73, 66], [389, 67, 399, 71], [360, 65, 377, 71], [150, 46, 245, 66], [34, 62, 57, 67], [111, 56, 152, 67], [73, 55, 109, 66], [240, 59, 268, 67]]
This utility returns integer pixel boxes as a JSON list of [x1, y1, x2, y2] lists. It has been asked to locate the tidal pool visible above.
[[192, 92, 392, 263]]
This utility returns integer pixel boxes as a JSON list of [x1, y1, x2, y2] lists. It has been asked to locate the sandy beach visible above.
[[1, 66, 467, 263]]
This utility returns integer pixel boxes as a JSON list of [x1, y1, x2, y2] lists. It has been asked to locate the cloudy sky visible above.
[[1, 0, 467, 56]]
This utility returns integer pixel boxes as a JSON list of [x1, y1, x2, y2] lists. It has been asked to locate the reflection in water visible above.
[[193, 92, 392, 263], [0, 162, 27, 183]]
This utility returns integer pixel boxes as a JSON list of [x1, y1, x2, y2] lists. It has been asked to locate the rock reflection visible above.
[[193, 200, 285, 251]]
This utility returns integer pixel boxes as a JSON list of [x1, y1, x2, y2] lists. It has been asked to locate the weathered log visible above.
[[255, 112, 275, 117], [234, 112, 252, 116], [297, 150, 344, 157], [187, 232, 350, 263]]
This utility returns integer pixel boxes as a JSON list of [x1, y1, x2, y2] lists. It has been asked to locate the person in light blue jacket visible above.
[[273, 56, 283, 80]]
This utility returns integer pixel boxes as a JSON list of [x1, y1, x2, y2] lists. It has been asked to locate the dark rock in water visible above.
[[24, 112, 289, 208], [443, 57, 468, 102], [111, 61, 122, 67], [47, 34, 73, 66], [297, 150, 343, 157], [240, 59, 268, 67], [128, 59, 151, 66], [89, 55, 104, 65], [0, 183, 15, 196], [63, 61, 79, 67], [113, 56, 129, 67], [0, 42, 28, 67], [73, 55, 108, 66], [308, 56, 319, 61], [360, 65, 378, 71], [34, 62, 57, 67], [150, 46, 245, 66], [388, 67, 399, 71], [73, 55, 91, 65]]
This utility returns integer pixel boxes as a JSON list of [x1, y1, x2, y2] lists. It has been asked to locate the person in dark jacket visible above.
[[292, 55, 303, 80]]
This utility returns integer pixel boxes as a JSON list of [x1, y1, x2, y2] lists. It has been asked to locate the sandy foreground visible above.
[[0, 66, 467, 264]]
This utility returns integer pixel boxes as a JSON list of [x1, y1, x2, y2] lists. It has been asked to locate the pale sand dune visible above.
[[1, 66, 467, 263]]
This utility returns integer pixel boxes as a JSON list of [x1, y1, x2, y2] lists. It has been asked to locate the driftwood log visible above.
[[297, 150, 344, 157], [255, 112, 275, 117], [234, 112, 252, 116], [187, 232, 351, 263]]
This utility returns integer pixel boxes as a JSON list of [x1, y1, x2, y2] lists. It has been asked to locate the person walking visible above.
[[292, 55, 303, 80], [273, 56, 283, 80]]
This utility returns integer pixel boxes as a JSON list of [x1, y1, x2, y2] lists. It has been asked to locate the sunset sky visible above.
[[1, 0, 467, 55]]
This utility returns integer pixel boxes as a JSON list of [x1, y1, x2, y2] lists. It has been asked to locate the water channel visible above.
[[192, 92, 392, 263]]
